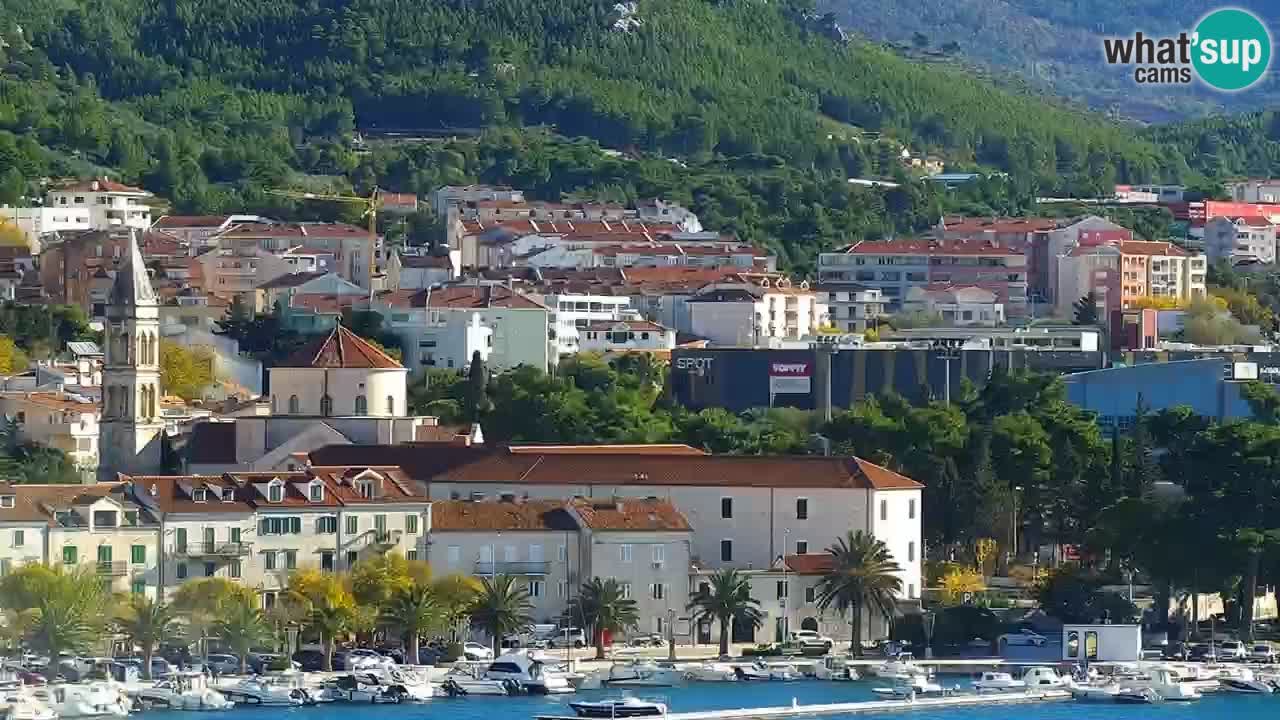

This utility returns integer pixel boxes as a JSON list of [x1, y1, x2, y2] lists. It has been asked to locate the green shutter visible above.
[[131, 545, 145, 564], [97, 546, 111, 563], [374, 514, 387, 532], [230, 561, 242, 579], [62, 546, 77, 565], [285, 551, 297, 569], [175, 528, 187, 550], [346, 516, 357, 534], [406, 514, 418, 534], [230, 527, 241, 544], [131, 580, 145, 595], [264, 551, 276, 570], [290, 517, 301, 534]]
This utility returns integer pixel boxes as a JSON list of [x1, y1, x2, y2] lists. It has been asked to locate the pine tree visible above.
[[1073, 292, 1100, 325], [463, 350, 488, 423]]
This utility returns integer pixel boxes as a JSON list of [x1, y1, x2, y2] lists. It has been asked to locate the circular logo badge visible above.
[[1192, 8, 1271, 91]]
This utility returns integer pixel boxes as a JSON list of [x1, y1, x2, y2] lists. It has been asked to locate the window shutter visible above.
[[291, 517, 301, 534], [259, 519, 269, 535]]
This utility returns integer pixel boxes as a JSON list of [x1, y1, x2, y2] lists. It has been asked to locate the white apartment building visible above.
[[902, 285, 1006, 327], [687, 279, 827, 346], [817, 284, 885, 334], [372, 285, 551, 372], [543, 292, 634, 356], [1203, 216, 1277, 265], [579, 320, 676, 354], [47, 178, 153, 233], [0, 206, 90, 252], [1227, 180, 1280, 204], [0, 392, 99, 478]]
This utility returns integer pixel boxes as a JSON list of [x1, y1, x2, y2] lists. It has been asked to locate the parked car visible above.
[[547, 628, 587, 648], [116, 657, 175, 679], [462, 642, 494, 661], [790, 630, 834, 651], [292, 650, 326, 672], [1249, 643, 1276, 663], [204, 654, 241, 675], [629, 634, 666, 647], [1218, 640, 1248, 660], [1188, 643, 1218, 662], [999, 628, 1048, 648]]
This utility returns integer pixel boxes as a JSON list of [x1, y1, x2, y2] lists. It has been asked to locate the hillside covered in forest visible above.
[[817, 0, 1280, 122], [2, 0, 1280, 271]]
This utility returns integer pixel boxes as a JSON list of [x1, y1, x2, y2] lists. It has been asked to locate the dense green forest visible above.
[[0, 0, 1278, 272], [818, 0, 1280, 122]]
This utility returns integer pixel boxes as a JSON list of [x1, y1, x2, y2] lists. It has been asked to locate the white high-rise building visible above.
[[98, 230, 166, 478]]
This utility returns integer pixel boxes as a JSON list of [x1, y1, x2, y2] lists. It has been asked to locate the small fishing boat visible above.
[[440, 666, 521, 696], [812, 656, 859, 681], [733, 661, 802, 682], [219, 678, 308, 706], [1020, 667, 1068, 689], [869, 653, 928, 680], [972, 672, 1025, 693], [1068, 681, 1123, 703], [128, 672, 233, 711], [1114, 688, 1161, 704], [871, 677, 944, 699], [1220, 668, 1274, 694], [568, 697, 667, 718], [579, 662, 683, 688]]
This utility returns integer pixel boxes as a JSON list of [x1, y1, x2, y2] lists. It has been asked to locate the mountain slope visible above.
[[817, 0, 1280, 122]]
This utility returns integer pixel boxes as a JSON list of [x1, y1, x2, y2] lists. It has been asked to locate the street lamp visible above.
[[1010, 486, 1024, 564], [922, 610, 935, 660], [934, 340, 962, 406], [667, 608, 677, 662], [781, 528, 791, 642]]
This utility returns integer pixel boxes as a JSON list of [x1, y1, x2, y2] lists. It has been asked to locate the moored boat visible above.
[[568, 697, 667, 718]]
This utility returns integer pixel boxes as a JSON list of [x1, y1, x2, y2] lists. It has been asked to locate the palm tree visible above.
[[814, 531, 903, 656], [116, 596, 180, 680], [216, 598, 276, 674], [469, 575, 533, 655], [307, 594, 360, 672], [568, 578, 639, 659], [382, 585, 441, 664], [0, 564, 110, 662], [687, 569, 763, 657]]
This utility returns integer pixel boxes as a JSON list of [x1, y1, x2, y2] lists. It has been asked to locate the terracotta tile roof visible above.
[[429, 499, 578, 531], [569, 497, 691, 531], [782, 553, 835, 575], [592, 244, 765, 257], [124, 475, 252, 513], [419, 285, 547, 310], [279, 324, 403, 369], [380, 192, 418, 208], [1118, 241, 1191, 257], [124, 466, 421, 512], [416, 425, 471, 443], [54, 177, 150, 195], [0, 392, 97, 413], [287, 293, 363, 313], [153, 215, 231, 229], [1223, 216, 1275, 226], [308, 445, 923, 490], [0, 483, 145, 527], [840, 239, 1024, 257], [507, 444, 706, 456], [461, 219, 682, 239]]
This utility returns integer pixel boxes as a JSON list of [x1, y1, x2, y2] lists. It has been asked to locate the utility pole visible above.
[[935, 340, 961, 405]]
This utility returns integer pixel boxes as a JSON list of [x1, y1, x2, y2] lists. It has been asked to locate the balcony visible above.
[[97, 560, 127, 577], [371, 530, 403, 548], [173, 542, 253, 559], [474, 561, 551, 576]]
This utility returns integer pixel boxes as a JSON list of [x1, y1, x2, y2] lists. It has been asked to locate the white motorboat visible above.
[[32, 682, 131, 718], [580, 661, 683, 688], [569, 697, 667, 718], [1068, 680, 1124, 703], [259, 671, 329, 704], [1021, 667, 1068, 690], [484, 651, 574, 694], [684, 662, 737, 682], [733, 661, 802, 682], [870, 653, 931, 681], [972, 671, 1025, 693], [1127, 667, 1202, 701], [320, 673, 418, 703], [1220, 668, 1274, 694], [129, 673, 233, 711], [441, 666, 520, 696], [1114, 688, 1162, 704], [218, 678, 308, 706], [812, 656, 859, 681], [0, 687, 58, 720], [871, 677, 945, 699]]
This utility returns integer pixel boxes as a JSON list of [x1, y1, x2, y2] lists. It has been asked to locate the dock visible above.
[[537, 690, 1073, 720]]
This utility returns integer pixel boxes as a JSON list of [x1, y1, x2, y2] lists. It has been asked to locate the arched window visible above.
[[288, 395, 300, 414], [320, 394, 332, 416], [354, 395, 367, 415], [386, 395, 395, 416]]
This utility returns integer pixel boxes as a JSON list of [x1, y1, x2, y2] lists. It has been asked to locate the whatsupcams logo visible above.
[[1102, 8, 1271, 91]]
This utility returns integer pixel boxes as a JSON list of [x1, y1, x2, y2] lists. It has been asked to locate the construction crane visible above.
[[267, 188, 381, 289]]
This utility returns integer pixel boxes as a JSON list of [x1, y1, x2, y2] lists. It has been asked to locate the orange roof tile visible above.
[[279, 324, 403, 369], [570, 497, 691, 531], [841, 238, 1023, 257]]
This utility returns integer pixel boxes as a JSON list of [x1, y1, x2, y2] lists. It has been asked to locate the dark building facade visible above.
[[669, 347, 1103, 413]]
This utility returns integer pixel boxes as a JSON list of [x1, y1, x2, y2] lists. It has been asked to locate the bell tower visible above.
[[98, 229, 165, 478]]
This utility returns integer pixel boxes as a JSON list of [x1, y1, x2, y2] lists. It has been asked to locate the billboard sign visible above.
[[769, 362, 811, 394]]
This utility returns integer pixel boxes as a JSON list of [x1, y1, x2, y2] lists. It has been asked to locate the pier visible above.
[[537, 690, 1073, 720]]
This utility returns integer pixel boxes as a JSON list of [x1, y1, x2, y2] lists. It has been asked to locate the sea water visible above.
[[138, 679, 1278, 720]]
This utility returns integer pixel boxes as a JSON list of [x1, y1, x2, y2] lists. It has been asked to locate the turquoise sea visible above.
[[142, 677, 1277, 720]]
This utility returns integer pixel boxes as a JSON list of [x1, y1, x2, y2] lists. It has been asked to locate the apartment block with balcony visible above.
[[687, 279, 827, 346], [542, 293, 634, 357], [816, 284, 885, 334], [0, 483, 162, 596], [1204, 216, 1278, 265], [46, 178, 153, 233], [818, 239, 1028, 314]]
